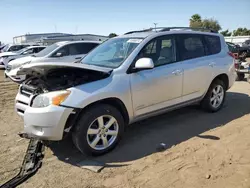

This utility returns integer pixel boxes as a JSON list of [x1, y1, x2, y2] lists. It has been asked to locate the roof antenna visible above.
[[153, 23, 158, 31]]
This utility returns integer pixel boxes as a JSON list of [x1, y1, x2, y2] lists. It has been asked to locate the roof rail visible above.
[[124, 27, 218, 35], [159, 27, 218, 33], [124, 28, 153, 35]]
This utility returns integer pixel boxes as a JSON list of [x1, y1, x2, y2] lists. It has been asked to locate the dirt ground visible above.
[[1, 69, 250, 188]]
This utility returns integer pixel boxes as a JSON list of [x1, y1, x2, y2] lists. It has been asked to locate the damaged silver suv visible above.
[[15, 27, 236, 155]]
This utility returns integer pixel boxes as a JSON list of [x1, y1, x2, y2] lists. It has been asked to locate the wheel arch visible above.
[[72, 97, 130, 127], [212, 73, 229, 90]]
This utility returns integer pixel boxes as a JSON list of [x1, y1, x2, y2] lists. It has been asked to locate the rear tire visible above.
[[201, 79, 226, 112], [72, 104, 125, 156]]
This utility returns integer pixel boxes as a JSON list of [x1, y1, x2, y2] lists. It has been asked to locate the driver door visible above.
[[130, 35, 183, 117]]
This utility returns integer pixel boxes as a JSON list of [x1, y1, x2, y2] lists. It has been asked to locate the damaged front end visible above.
[[17, 62, 112, 94], [15, 62, 112, 139]]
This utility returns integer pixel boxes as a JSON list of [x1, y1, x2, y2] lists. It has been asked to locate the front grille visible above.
[[17, 100, 28, 105], [20, 86, 33, 97]]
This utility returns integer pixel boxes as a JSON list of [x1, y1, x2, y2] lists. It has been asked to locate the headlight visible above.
[[12, 61, 31, 70], [32, 90, 71, 108]]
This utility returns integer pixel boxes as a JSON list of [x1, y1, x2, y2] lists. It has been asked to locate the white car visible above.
[[0, 46, 46, 69], [15, 27, 236, 155], [1, 44, 31, 52], [5, 41, 100, 83]]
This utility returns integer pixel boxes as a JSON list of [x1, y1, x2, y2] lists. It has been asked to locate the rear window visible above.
[[204, 35, 221, 55], [75, 43, 99, 54]]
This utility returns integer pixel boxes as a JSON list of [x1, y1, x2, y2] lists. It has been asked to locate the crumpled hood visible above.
[[0, 52, 17, 57], [16, 62, 113, 77]]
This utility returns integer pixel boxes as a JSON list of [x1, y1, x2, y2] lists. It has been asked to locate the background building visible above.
[[224, 35, 250, 46], [13, 33, 70, 44], [13, 33, 108, 45], [41, 34, 108, 45]]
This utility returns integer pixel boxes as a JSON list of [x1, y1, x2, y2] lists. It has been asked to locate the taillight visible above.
[[228, 52, 235, 58]]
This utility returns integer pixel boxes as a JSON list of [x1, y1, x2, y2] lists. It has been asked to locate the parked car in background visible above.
[[226, 42, 250, 81], [15, 27, 235, 156], [0, 44, 6, 53], [242, 39, 250, 47], [0, 46, 46, 69], [1, 44, 33, 52], [226, 42, 250, 58], [5, 41, 100, 83]]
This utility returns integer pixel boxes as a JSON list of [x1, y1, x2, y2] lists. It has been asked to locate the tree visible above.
[[189, 14, 222, 32], [108, 33, 118, 38], [220, 29, 232, 37], [202, 18, 221, 32], [232, 27, 250, 36], [189, 14, 202, 28]]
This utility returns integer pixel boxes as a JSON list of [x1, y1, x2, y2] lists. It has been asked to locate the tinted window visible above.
[[34, 47, 45, 53], [21, 48, 34, 55], [177, 34, 205, 61], [53, 45, 69, 56], [8, 45, 27, 51], [138, 35, 176, 67], [68, 44, 81, 55], [204, 35, 221, 55], [75, 43, 99, 54]]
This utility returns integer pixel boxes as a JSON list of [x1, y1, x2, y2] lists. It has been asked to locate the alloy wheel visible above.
[[86, 115, 119, 150]]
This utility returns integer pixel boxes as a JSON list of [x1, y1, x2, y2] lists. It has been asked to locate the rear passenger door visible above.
[[176, 34, 214, 101]]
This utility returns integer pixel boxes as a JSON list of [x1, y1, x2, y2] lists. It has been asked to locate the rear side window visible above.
[[74, 43, 99, 54], [204, 35, 221, 55], [177, 34, 205, 61]]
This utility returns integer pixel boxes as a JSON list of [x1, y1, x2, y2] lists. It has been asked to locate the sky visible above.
[[0, 0, 250, 43]]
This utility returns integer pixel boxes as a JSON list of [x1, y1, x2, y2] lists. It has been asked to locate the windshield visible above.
[[34, 43, 59, 57], [81, 38, 143, 68]]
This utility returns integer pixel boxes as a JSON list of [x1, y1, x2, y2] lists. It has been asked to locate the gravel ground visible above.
[[0, 69, 250, 188]]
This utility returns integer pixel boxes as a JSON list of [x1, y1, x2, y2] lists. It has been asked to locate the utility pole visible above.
[[153, 23, 158, 31], [54, 24, 57, 32]]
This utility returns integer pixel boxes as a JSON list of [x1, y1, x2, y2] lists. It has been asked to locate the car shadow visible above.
[[47, 91, 250, 167]]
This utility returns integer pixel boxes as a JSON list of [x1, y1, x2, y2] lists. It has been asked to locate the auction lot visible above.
[[0, 69, 250, 188]]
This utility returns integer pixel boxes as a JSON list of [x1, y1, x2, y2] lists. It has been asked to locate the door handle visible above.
[[172, 69, 182, 75], [75, 57, 82, 60], [209, 62, 216, 67]]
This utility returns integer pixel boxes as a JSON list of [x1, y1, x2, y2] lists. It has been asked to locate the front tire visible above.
[[201, 79, 226, 112], [72, 104, 125, 156]]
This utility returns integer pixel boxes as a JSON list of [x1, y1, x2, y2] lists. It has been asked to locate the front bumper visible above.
[[22, 105, 73, 140]]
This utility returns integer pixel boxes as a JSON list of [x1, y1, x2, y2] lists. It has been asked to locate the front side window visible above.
[[53, 45, 69, 57], [177, 34, 205, 61], [81, 38, 142, 68], [137, 35, 176, 67], [21, 48, 34, 55]]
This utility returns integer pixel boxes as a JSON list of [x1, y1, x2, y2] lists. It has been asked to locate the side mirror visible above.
[[54, 52, 63, 57], [132, 58, 154, 72]]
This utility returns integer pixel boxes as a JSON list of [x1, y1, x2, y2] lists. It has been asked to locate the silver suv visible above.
[[15, 27, 236, 155]]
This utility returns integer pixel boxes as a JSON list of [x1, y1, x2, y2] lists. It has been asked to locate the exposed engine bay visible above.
[[21, 66, 111, 95]]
